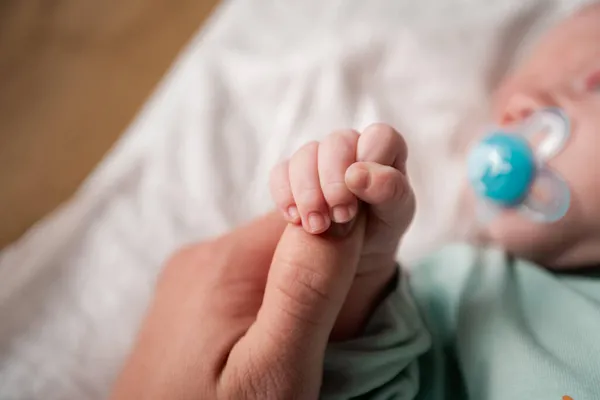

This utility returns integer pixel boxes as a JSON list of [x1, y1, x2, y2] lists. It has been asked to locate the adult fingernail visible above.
[[346, 166, 370, 190], [307, 212, 327, 233], [332, 205, 351, 223]]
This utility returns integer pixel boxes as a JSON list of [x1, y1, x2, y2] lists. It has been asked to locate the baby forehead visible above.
[[519, 12, 600, 84], [546, 4, 600, 46]]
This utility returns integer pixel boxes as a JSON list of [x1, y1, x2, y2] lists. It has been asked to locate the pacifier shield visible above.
[[467, 107, 572, 224]]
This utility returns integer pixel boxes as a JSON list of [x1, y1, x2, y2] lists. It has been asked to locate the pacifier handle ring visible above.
[[517, 166, 571, 223], [521, 107, 570, 162]]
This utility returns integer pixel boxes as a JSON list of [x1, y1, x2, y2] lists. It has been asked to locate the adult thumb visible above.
[[225, 214, 366, 398]]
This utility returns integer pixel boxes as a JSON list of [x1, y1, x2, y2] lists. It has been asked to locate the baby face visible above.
[[481, 4, 600, 267]]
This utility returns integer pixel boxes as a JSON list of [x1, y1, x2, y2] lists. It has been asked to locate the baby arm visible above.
[[269, 124, 431, 398]]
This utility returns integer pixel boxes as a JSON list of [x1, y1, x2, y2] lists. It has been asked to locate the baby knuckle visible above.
[[322, 180, 349, 197], [269, 160, 289, 183], [365, 122, 397, 139], [271, 185, 293, 206], [389, 173, 406, 201], [326, 130, 359, 153], [297, 140, 320, 155], [294, 187, 325, 208], [328, 128, 359, 143]]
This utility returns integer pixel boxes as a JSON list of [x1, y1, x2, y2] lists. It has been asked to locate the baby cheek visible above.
[[557, 122, 600, 224]]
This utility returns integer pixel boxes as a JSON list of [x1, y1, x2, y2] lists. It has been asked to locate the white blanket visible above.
[[0, 0, 590, 398]]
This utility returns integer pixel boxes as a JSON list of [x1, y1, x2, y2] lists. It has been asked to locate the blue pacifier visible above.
[[467, 107, 571, 223]]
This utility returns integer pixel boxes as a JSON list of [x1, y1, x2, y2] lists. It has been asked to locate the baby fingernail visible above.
[[287, 206, 299, 221], [307, 212, 328, 233], [332, 205, 351, 223]]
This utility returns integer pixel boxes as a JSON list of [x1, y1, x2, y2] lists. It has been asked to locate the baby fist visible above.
[[270, 123, 415, 275]]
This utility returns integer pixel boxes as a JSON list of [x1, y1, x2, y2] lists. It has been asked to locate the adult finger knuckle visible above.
[[282, 263, 330, 304], [275, 254, 333, 324], [223, 354, 297, 400]]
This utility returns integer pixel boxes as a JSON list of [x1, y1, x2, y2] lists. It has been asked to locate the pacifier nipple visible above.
[[467, 107, 571, 224]]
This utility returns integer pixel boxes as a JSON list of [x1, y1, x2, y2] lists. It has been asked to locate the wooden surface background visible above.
[[0, 0, 218, 247]]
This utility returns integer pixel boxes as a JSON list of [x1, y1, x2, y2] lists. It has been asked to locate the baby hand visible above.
[[270, 123, 415, 275]]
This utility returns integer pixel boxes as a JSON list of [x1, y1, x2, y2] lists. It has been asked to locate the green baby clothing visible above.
[[322, 244, 600, 399]]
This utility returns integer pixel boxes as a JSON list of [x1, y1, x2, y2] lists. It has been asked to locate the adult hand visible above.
[[110, 211, 366, 400]]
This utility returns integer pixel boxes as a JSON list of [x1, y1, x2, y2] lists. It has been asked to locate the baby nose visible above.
[[500, 92, 552, 126]]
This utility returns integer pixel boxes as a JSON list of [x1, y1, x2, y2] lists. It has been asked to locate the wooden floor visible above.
[[0, 0, 218, 247]]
